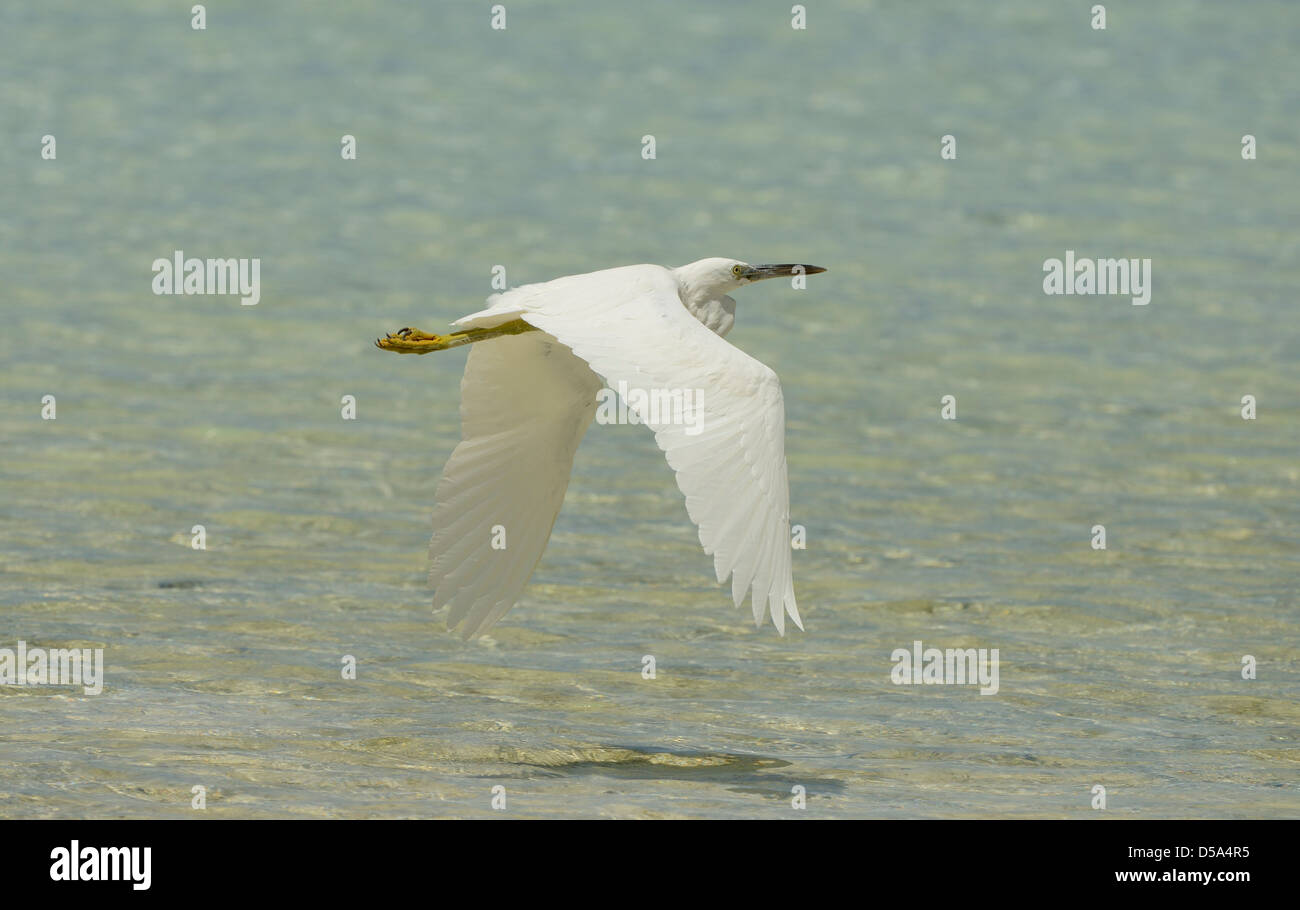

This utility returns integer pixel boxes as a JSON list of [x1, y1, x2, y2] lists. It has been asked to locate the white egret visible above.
[[376, 258, 826, 638]]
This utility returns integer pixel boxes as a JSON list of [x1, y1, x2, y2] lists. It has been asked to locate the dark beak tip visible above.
[[753, 263, 827, 278]]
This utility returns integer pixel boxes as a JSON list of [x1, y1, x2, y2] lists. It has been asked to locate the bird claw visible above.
[[376, 326, 445, 353]]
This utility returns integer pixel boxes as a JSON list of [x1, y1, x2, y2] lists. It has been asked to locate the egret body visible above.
[[377, 258, 826, 638]]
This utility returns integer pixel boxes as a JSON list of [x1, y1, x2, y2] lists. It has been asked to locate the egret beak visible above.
[[745, 263, 827, 280]]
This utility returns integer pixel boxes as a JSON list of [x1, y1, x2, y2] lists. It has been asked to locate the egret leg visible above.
[[375, 319, 536, 354]]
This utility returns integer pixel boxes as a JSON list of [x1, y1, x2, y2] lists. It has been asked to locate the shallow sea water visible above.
[[1, 1, 1297, 817]]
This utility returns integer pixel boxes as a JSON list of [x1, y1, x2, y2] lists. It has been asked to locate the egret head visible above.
[[676, 257, 827, 296]]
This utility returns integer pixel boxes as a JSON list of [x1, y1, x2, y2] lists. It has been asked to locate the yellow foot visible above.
[[375, 319, 538, 354], [375, 326, 462, 354]]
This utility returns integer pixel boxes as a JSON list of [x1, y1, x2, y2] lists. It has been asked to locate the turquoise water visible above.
[[1, 0, 1297, 817]]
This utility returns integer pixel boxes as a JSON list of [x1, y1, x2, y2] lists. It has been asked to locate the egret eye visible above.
[[731, 265, 744, 277]]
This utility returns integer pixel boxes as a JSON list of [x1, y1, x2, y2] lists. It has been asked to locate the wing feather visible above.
[[465, 265, 801, 632], [428, 332, 601, 637]]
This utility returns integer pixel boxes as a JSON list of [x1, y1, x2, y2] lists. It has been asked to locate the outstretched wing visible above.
[[458, 265, 802, 633], [429, 331, 602, 638]]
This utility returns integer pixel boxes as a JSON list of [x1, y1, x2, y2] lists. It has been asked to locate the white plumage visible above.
[[401, 258, 825, 638]]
